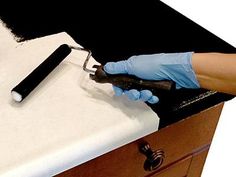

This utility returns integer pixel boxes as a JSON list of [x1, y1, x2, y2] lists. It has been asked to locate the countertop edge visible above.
[[2, 118, 159, 177]]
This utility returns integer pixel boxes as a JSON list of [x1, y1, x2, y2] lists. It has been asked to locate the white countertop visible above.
[[0, 23, 159, 177]]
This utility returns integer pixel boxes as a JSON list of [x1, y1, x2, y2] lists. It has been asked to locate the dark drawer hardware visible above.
[[139, 142, 165, 171]]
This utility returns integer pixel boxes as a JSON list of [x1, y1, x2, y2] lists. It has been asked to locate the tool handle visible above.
[[11, 44, 72, 102], [90, 65, 175, 92]]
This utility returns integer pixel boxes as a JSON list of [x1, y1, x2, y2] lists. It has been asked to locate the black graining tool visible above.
[[83, 53, 175, 94]]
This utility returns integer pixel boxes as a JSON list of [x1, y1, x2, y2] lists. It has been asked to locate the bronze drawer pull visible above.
[[139, 142, 165, 171]]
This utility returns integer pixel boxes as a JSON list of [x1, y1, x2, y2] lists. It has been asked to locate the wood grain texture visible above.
[[147, 155, 192, 177], [187, 147, 210, 177]]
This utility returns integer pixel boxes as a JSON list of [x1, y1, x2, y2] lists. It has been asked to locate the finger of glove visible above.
[[147, 95, 159, 104], [104, 61, 129, 74], [124, 89, 140, 101], [140, 90, 159, 104], [140, 90, 153, 102], [112, 85, 124, 96]]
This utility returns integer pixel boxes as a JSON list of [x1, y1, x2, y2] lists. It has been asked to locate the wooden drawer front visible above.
[[149, 155, 192, 177], [142, 103, 223, 172], [150, 147, 210, 177], [187, 147, 210, 177], [56, 104, 223, 177]]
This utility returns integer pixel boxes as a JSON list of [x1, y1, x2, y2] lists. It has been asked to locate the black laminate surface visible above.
[[1, 0, 235, 128]]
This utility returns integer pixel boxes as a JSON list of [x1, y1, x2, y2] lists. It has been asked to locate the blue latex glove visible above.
[[104, 52, 200, 104]]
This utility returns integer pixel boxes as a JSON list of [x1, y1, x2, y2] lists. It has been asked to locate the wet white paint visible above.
[[0, 23, 159, 177]]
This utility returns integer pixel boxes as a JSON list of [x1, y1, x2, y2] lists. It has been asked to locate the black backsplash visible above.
[[1, 0, 235, 128]]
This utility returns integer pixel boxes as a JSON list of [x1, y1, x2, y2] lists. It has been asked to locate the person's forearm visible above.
[[192, 53, 236, 95]]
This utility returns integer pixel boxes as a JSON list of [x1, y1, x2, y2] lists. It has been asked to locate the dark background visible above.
[[1, 0, 235, 63]]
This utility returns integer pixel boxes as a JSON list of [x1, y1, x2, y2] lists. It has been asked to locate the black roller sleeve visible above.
[[11, 44, 72, 102]]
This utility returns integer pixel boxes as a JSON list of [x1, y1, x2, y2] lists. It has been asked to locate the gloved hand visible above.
[[104, 52, 200, 104]]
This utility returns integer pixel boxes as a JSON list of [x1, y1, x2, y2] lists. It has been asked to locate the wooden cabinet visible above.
[[55, 103, 223, 177]]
